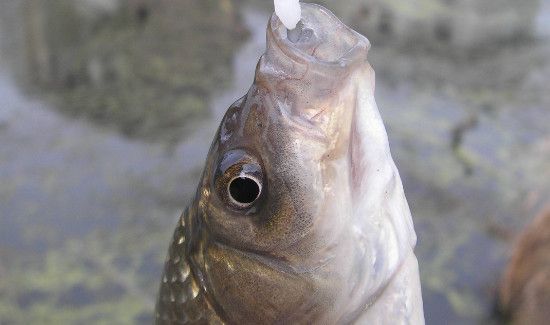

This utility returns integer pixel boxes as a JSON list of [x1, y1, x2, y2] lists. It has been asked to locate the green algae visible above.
[[0, 224, 171, 324]]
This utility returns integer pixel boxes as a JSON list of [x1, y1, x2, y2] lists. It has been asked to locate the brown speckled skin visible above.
[[500, 208, 550, 325], [156, 4, 423, 324]]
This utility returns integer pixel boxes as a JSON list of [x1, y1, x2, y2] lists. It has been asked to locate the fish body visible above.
[[156, 4, 424, 324]]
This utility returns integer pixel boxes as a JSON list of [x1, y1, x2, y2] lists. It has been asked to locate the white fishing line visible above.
[[274, 0, 301, 30]]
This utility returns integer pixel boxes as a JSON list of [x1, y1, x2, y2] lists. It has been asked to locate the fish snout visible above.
[[257, 3, 371, 141]]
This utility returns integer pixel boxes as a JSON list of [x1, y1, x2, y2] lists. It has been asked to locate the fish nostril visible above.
[[228, 177, 261, 206]]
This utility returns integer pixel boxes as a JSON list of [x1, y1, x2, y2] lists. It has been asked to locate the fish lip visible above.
[[256, 3, 370, 141], [267, 3, 370, 72]]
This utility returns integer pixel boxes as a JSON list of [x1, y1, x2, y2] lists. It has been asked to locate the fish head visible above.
[[189, 4, 417, 323], [199, 3, 374, 258]]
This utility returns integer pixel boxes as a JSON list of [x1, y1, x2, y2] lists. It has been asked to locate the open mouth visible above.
[[254, 4, 371, 143], [268, 3, 370, 68]]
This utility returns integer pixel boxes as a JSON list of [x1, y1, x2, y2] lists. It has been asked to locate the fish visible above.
[[499, 207, 550, 325], [155, 3, 424, 324]]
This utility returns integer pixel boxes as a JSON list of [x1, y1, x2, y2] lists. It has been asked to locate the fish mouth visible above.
[[256, 4, 371, 141], [268, 3, 370, 70]]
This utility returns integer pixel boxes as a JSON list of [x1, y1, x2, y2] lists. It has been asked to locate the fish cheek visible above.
[[203, 176, 300, 253], [238, 100, 310, 248], [203, 241, 319, 324], [267, 127, 324, 245], [255, 188, 301, 247]]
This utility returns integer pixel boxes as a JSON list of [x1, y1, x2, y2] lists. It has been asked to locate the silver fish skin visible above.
[[156, 3, 424, 324]]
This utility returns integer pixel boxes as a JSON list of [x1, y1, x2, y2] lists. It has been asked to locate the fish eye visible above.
[[228, 176, 262, 207], [214, 149, 264, 211]]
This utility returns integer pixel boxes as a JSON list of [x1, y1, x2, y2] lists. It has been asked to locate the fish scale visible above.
[[156, 209, 222, 324]]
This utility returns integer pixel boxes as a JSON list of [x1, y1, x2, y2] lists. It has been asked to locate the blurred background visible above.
[[0, 0, 548, 323]]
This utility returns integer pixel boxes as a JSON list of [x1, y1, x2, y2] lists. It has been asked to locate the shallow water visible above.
[[0, 1, 549, 324]]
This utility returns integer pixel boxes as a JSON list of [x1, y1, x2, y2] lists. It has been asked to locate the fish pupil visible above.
[[229, 177, 260, 205]]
